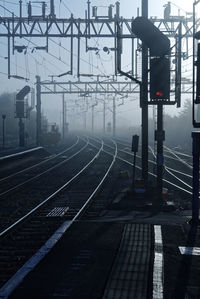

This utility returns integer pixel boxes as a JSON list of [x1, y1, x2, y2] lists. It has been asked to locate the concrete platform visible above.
[[2, 208, 200, 299], [0, 147, 43, 161]]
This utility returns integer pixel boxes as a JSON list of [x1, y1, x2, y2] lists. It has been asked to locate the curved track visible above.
[[0, 135, 118, 295], [0, 134, 194, 297], [95, 136, 193, 196]]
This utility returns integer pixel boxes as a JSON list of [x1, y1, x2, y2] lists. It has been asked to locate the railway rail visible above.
[[0, 136, 96, 231], [0, 136, 118, 297], [0, 137, 81, 196], [92, 136, 193, 197], [0, 134, 196, 298]]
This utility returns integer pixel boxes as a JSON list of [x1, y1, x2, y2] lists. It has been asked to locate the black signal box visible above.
[[132, 135, 139, 152], [150, 57, 170, 101], [16, 101, 25, 118], [16, 86, 30, 101], [131, 17, 170, 57]]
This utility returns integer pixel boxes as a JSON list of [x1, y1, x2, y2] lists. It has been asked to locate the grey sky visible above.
[[0, 0, 194, 128]]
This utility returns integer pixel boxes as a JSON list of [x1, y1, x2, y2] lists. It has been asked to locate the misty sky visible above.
[[0, 0, 195, 130]]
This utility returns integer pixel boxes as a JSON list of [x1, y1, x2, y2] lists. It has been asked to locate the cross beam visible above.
[[40, 80, 139, 95], [0, 16, 193, 38], [40, 78, 193, 95]]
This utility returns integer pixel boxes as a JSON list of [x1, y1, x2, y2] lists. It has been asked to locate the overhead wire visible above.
[[0, 4, 71, 79], [0, 1, 118, 82], [0, 0, 41, 9], [60, 0, 110, 77], [0, 39, 59, 82]]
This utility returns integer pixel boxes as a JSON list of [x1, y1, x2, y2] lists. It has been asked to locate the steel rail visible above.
[[0, 136, 80, 183], [164, 165, 192, 178], [163, 146, 192, 159], [104, 140, 192, 184], [114, 140, 193, 183], [0, 138, 118, 299], [171, 149, 192, 159], [164, 145, 192, 169], [163, 153, 192, 166], [114, 149, 192, 195], [0, 137, 89, 197], [115, 139, 192, 168], [0, 138, 104, 237], [91, 137, 192, 195], [148, 145, 192, 190]]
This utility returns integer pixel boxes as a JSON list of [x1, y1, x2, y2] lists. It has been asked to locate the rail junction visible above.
[[0, 0, 200, 298], [0, 133, 199, 298]]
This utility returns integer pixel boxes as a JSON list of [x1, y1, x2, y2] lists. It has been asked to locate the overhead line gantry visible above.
[[0, 0, 195, 184]]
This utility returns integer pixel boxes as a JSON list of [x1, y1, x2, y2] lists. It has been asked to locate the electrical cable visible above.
[[60, 0, 109, 76], [0, 0, 41, 9]]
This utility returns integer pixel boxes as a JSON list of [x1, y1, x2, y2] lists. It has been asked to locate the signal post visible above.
[[132, 16, 173, 209]]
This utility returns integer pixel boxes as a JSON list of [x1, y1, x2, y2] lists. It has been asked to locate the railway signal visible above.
[[16, 86, 31, 101], [131, 16, 170, 57], [150, 57, 170, 101], [15, 86, 31, 147], [132, 15, 171, 208]]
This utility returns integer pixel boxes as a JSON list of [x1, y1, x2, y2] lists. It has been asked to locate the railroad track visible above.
[[92, 136, 193, 197], [0, 134, 194, 297], [0, 136, 80, 194], [0, 136, 118, 297], [0, 136, 96, 231]]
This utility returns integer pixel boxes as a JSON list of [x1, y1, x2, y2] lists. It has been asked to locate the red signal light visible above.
[[156, 91, 164, 97]]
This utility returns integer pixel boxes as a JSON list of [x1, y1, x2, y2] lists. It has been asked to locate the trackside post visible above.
[[131, 135, 139, 189], [191, 132, 200, 224]]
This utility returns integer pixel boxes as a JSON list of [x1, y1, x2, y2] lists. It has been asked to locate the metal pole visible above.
[[193, 2, 196, 127], [84, 111, 86, 130], [71, 14, 73, 75], [65, 99, 67, 134], [176, 22, 182, 108], [36, 75, 41, 146], [2, 118, 5, 149], [62, 94, 65, 140], [19, 0, 22, 37], [113, 97, 116, 137], [103, 101, 106, 134], [133, 152, 136, 188], [156, 103, 164, 208], [77, 34, 80, 78], [87, 0, 91, 36], [141, 0, 149, 185], [132, 31, 134, 76], [50, 0, 55, 17], [8, 23, 10, 79], [92, 105, 94, 133], [19, 118, 25, 147], [2, 115, 6, 149], [191, 131, 200, 224]]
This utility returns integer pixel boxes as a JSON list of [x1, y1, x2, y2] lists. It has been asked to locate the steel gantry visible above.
[[0, 1, 194, 78], [39, 79, 140, 95], [0, 0, 195, 183]]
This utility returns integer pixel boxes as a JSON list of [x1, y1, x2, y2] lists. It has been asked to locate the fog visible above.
[[0, 0, 194, 134]]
